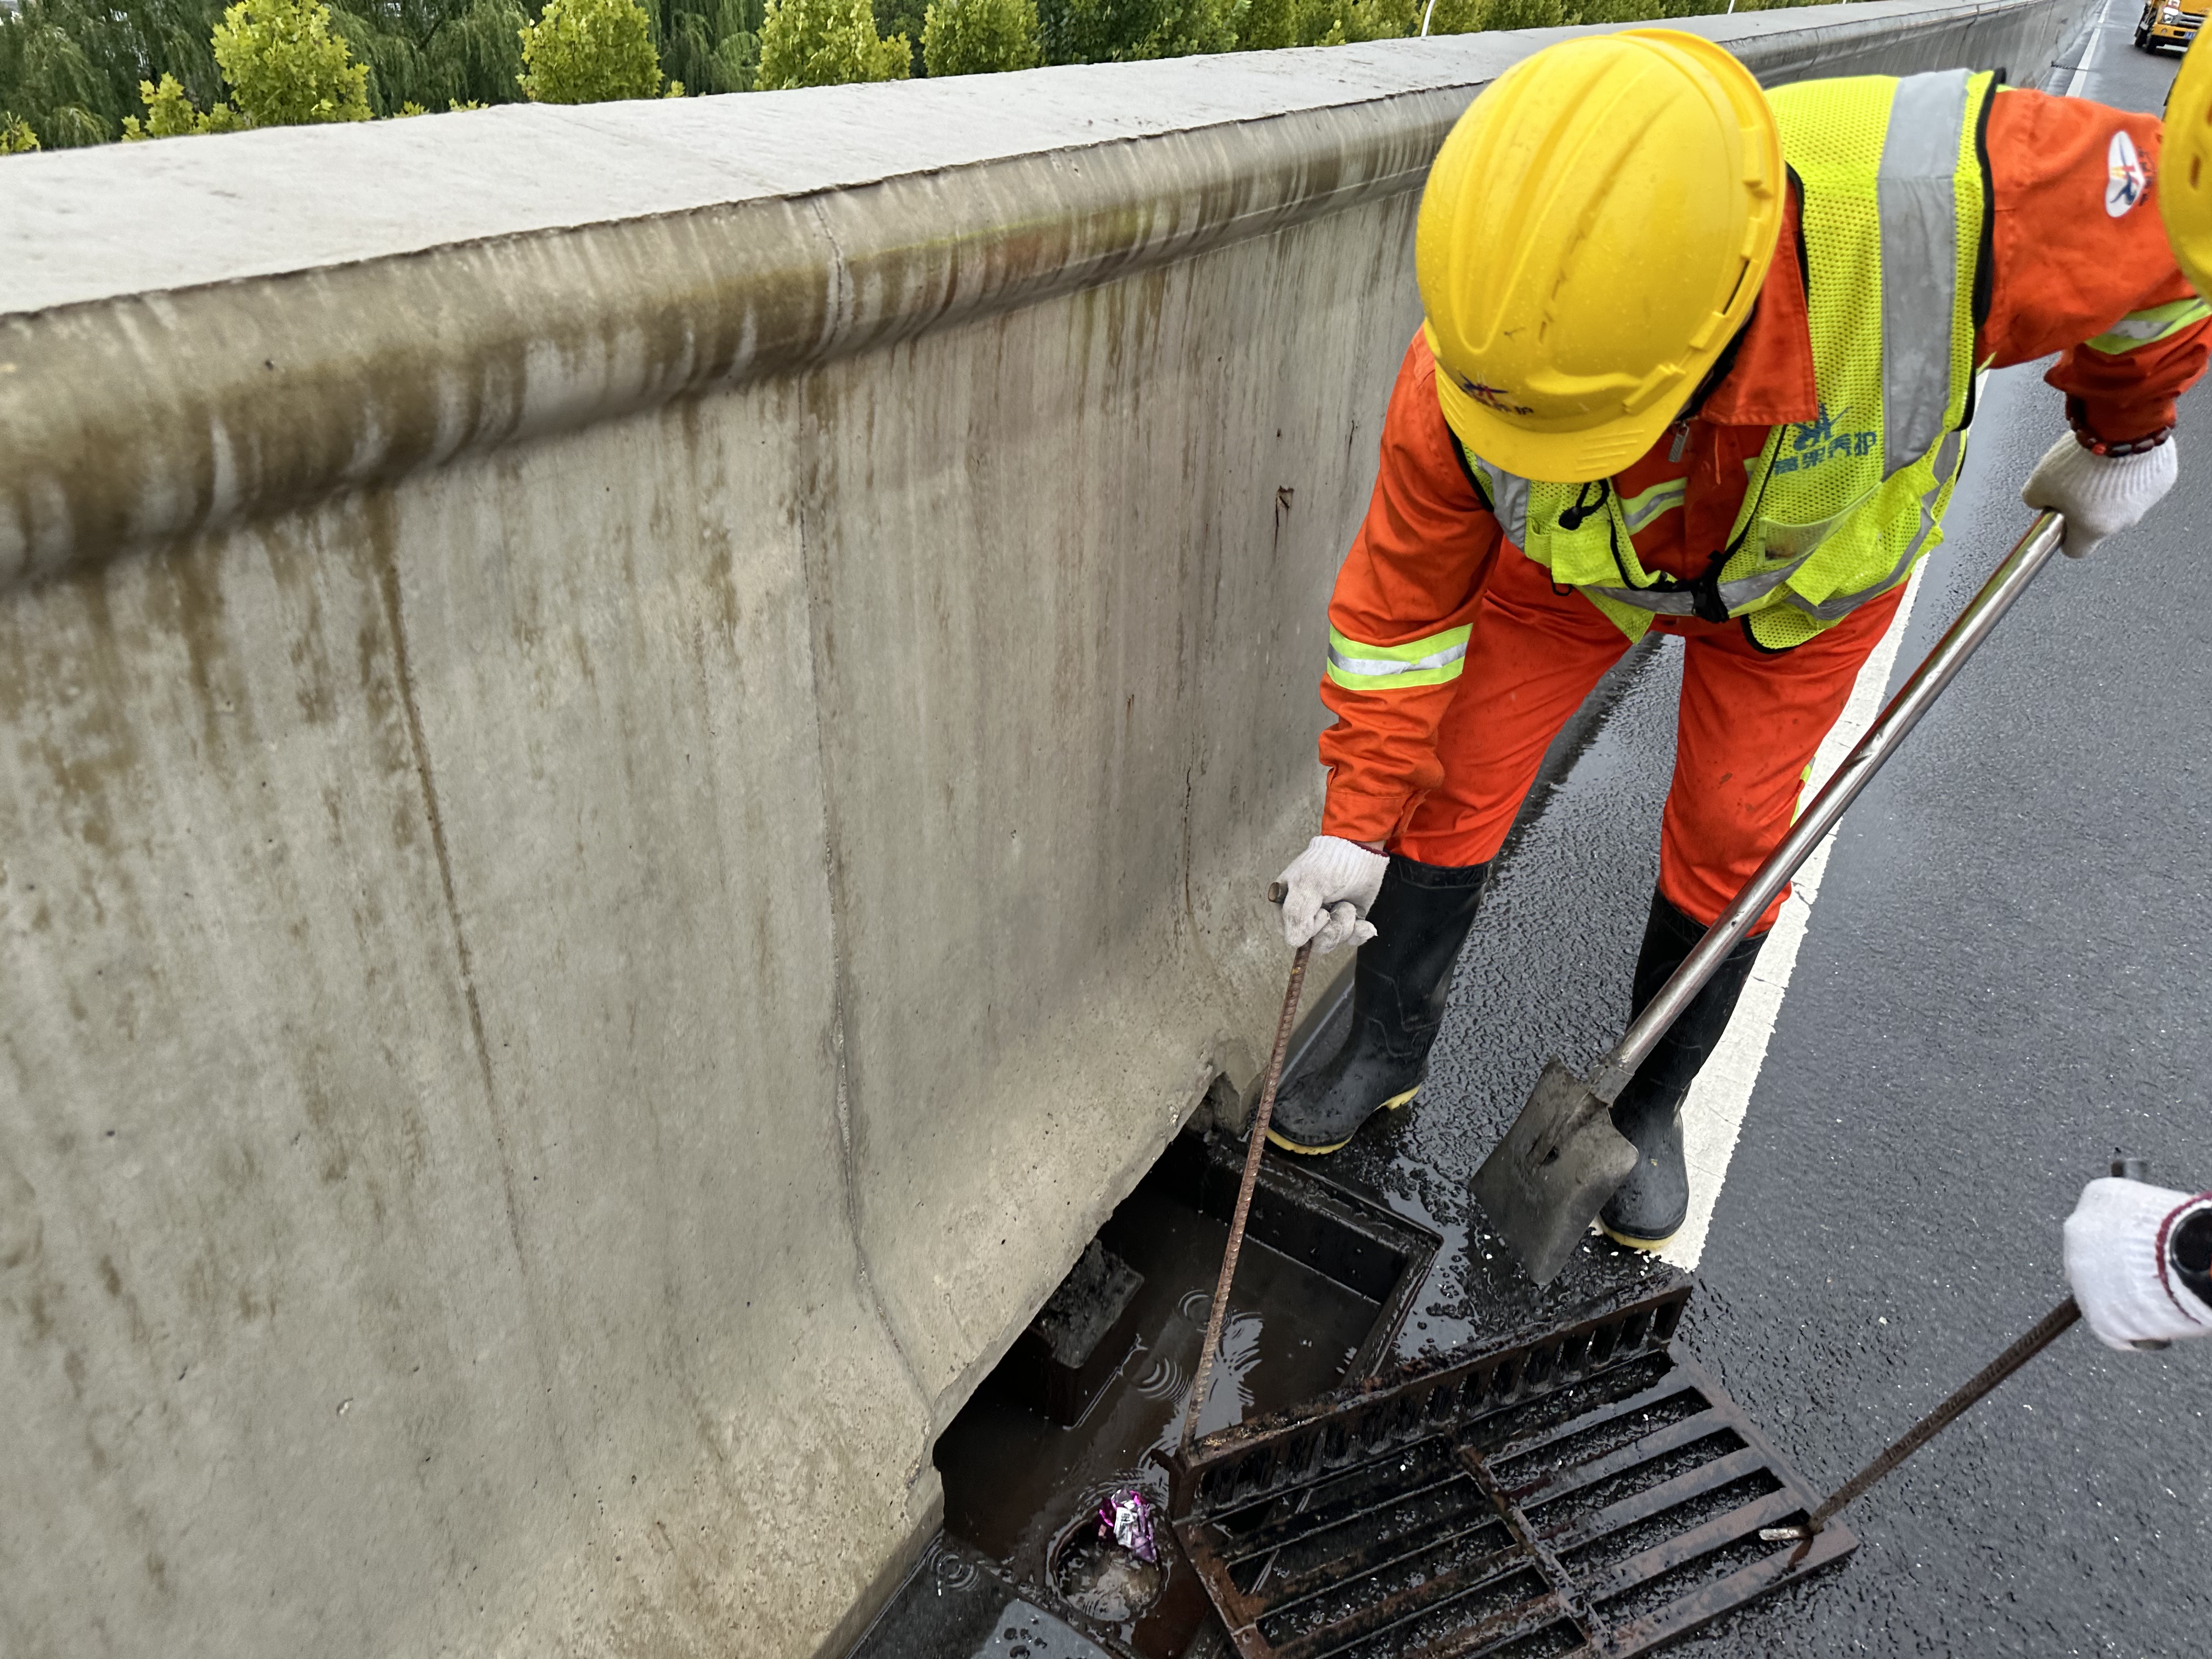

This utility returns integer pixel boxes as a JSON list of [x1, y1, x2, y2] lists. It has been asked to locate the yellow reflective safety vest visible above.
[[1466, 69, 1997, 651]]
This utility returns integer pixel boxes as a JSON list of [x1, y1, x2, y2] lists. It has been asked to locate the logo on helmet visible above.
[[1448, 369, 1535, 417], [2107, 129, 2148, 218]]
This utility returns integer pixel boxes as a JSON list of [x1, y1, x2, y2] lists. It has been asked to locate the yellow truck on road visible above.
[[2137, 0, 2204, 51]]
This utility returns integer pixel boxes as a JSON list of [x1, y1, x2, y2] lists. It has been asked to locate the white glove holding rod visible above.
[[2019, 433, 2177, 558], [1275, 836, 1387, 953], [2063, 1177, 2212, 1351]]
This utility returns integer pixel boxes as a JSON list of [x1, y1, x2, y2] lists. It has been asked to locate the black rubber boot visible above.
[[1599, 893, 1769, 1250], [1267, 855, 1489, 1155]]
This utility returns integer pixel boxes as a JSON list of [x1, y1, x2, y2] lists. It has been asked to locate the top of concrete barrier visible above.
[[0, 0, 2068, 587], [3, 1, 2043, 318]]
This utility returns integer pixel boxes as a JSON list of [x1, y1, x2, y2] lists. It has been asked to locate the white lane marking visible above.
[[1660, 563, 1927, 1271], [2067, 0, 2113, 98]]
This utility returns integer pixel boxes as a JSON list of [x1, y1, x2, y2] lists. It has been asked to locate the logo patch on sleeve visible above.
[[2107, 128, 2148, 217]]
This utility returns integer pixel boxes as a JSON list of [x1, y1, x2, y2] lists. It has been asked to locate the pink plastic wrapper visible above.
[[1097, 1487, 1157, 1564]]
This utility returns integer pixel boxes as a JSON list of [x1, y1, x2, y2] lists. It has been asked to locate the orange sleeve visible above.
[[1317, 333, 1503, 844], [1982, 88, 2210, 443]]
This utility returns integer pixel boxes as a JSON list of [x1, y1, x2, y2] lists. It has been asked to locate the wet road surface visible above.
[[1312, 17, 2211, 1654]]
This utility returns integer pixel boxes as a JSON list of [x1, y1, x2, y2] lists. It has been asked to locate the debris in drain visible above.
[[1097, 1488, 1156, 1564], [1053, 1511, 1166, 1623], [1012, 1242, 1149, 1427], [930, 1130, 1443, 1657]]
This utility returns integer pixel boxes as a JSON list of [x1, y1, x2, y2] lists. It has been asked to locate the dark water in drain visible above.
[[935, 1175, 1381, 1656]]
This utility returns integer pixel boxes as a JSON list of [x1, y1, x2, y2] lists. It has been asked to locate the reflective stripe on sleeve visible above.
[[1325, 624, 1473, 691], [2081, 296, 2212, 354]]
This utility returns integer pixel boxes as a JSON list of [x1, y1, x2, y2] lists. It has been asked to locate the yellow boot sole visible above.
[[1597, 1218, 1681, 1252], [1265, 1086, 1419, 1156]]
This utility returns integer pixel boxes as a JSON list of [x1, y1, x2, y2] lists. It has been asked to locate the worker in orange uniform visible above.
[[1269, 33, 2210, 1254]]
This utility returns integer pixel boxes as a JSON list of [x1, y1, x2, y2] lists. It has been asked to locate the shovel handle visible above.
[[1589, 510, 2067, 1103]]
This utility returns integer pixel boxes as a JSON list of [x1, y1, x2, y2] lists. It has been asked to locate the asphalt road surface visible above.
[[1306, 15, 2211, 1654]]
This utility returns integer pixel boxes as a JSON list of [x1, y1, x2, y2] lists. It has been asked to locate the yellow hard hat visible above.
[[2163, 36, 2212, 296], [1416, 30, 1785, 483]]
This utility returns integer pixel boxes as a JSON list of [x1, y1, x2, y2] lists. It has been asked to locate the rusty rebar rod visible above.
[[1179, 933, 1312, 1454]]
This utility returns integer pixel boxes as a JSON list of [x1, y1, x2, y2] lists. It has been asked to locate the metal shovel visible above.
[[1472, 509, 2069, 1287]]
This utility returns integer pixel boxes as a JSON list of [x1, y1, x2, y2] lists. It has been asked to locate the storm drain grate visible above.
[[1166, 1277, 1851, 1658]]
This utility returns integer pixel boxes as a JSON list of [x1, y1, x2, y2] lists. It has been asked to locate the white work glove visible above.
[[2019, 432, 2177, 558], [2063, 1177, 2212, 1351], [1274, 836, 1387, 953]]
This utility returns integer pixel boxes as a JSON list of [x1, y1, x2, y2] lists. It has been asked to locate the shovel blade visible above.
[[1470, 1058, 1640, 1289]]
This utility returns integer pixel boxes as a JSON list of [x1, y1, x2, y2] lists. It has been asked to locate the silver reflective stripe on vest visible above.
[[1600, 426, 1966, 623], [1588, 554, 1814, 617], [1474, 456, 1530, 547], [1780, 427, 1964, 620], [1619, 477, 1688, 533], [1879, 70, 1972, 481]]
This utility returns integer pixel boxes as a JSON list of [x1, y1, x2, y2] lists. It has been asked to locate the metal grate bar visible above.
[[1541, 1445, 1774, 1558], [1499, 1408, 1737, 1511], [1267, 1548, 1548, 1659], [1395, 1595, 1585, 1659], [1170, 1278, 1849, 1659], [1454, 1444, 1607, 1646], [1476, 1372, 1703, 1467], [1592, 1512, 1855, 1655], [1582, 1485, 1802, 1604], [1262, 1506, 1508, 1610], [1214, 1459, 1472, 1565], [1175, 1279, 1696, 1522]]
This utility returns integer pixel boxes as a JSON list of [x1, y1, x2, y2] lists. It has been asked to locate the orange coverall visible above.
[[1319, 88, 2211, 930]]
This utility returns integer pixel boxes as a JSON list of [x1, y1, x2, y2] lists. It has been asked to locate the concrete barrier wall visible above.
[[0, 3, 2081, 1654]]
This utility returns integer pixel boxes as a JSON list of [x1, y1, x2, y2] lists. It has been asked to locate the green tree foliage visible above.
[[518, 0, 676, 100], [1037, 0, 1238, 62], [325, 0, 528, 116], [118, 0, 369, 135], [873, 0, 925, 73], [120, 66, 244, 131], [1234, 0, 1290, 49], [211, 0, 371, 121], [921, 0, 1037, 75], [656, 0, 764, 93], [1291, 0, 1409, 44], [1414, 0, 1481, 31], [755, 0, 907, 87], [0, 0, 166, 146], [0, 111, 41, 149], [0, 0, 1845, 139]]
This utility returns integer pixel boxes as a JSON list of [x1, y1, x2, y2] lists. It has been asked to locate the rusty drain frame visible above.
[[1166, 1274, 1853, 1658]]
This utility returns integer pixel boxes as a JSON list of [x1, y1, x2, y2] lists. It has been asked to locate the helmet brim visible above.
[[1434, 363, 1690, 486]]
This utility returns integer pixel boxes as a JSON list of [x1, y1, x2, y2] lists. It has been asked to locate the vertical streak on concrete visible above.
[[791, 400, 933, 1440], [363, 504, 542, 1322]]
